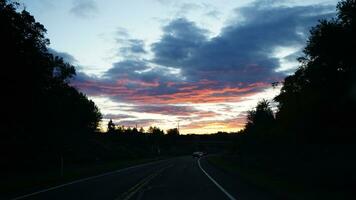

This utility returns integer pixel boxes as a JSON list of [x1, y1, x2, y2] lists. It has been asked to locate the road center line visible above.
[[198, 158, 237, 200], [117, 164, 173, 200], [11, 159, 172, 200]]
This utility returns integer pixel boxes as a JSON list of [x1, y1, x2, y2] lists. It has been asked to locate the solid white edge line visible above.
[[198, 158, 237, 200], [11, 158, 172, 200]]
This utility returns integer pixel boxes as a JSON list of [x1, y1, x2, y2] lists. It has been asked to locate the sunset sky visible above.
[[22, 0, 338, 134]]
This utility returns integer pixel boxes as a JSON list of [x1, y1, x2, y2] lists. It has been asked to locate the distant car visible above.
[[192, 151, 204, 158]]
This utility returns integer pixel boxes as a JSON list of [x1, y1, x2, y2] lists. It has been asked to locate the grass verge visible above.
[[206, 155, 349, 200]]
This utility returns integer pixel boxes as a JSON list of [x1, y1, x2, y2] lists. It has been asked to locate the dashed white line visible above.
[[198, 158, 237, 200]]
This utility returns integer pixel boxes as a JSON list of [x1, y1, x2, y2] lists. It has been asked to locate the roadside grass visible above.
[[1, 157, 167, 199], [206, 155, 349, 200]]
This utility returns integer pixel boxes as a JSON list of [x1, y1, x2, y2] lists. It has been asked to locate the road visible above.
[[10, 156, 281, 200]]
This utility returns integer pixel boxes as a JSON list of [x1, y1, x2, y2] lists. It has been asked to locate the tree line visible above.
[[107, 119, 179, 136], [0, 0, 187, 175], [233, 0, 356, 197], [0, 0, 233, 177], [1, 0, 102, 172]]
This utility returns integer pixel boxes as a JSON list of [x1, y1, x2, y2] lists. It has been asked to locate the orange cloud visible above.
[[116, 79, 160, 87], [72, 77, 273, 134], [181, 118, 246, 134], [139, 82, 268, 104], [73, 79, 270, 104]]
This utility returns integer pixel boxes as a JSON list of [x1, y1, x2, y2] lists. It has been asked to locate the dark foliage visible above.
[[275, 0, 356, 143], [245, 99, 275, 135], [107, 119, 116, 134], [233, 1, 356, 198], [166, 128, 180, 136], [0, 0, 101, 171]]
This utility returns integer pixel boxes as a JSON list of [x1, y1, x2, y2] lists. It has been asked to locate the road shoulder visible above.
[[202, 155, 285, 200]]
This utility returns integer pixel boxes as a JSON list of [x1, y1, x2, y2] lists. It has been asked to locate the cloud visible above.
[[129, 105, 219, 118], [114, 28, 148, 59], [176, 3, 203, 16], [71, 1, 336, 133], [151, 18, 208, 67], [151, 3, 334, 83], [73, 73, 269, 104], [181, 117, 246, 133], [70, 0, 98, 18], [205, 9, 221, 19], [103, 59, 182, 87], [117, 119, 160, 128], [103, 113, 135, 120], [131, 105, 195, 116], [74, 3, 334, 103], [119, 39, 146, 55]]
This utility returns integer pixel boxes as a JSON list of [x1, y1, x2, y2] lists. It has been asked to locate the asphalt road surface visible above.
[[10, 156, 282, 200]]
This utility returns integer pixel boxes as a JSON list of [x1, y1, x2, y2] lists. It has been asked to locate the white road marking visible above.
[[11, 159, 171, 200], [198, 158, 237, 200], [118, 164, 173, 200]]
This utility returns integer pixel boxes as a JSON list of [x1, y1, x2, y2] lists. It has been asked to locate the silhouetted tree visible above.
[[166, 128, 180, 136], [117, 125, 125, 134], [125, 127, 133, 134], [132, 127, 139, 135], [107, 119, 115, 134], [274, 0, 356, 143], [245, 99, 275, 133], [237, 99, 276, 154], [139, 127, 145, 133], [233, 2, 356, 197], [148, 126, 164, 135], [0, 0, 102, 169]]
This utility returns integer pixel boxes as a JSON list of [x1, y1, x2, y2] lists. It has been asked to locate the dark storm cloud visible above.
[[69, 0, 98, 18], [151, 3, 335, 83]]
